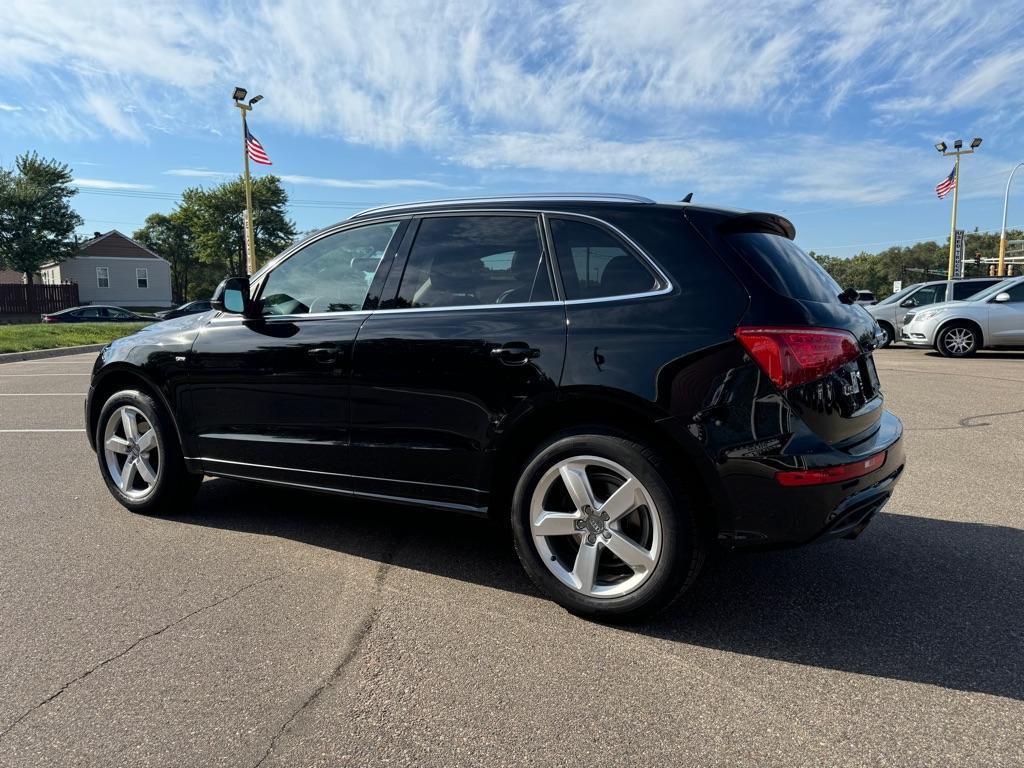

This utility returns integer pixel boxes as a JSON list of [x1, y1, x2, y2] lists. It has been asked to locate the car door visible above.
[[186, 219, 407, 489], [896, 282, 947, 331], [987, 282, 1024, 344], [348, 213, 566, 512]]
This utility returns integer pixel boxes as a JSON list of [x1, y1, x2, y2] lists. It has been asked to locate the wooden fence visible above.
[[0, 283, 80, 314]]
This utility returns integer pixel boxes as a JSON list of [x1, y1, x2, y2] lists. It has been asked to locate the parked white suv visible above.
[[867, 277, 1003, 347], [901, 277, 1024, 356]]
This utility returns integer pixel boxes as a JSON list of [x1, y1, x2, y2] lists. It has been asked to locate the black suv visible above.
[[86, 194, 904, 620]]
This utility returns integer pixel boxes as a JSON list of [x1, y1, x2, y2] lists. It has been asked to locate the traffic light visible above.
[[974, 252, 982, 268]]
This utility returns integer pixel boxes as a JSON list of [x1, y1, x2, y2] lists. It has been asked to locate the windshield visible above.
[[963, 278, 1018, 302], [877, 283, 922, 305]]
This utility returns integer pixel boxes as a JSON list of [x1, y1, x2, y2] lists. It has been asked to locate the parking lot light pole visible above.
[[936, 138, 982, 279], [233, 86, 263, 276], [998, 162, 1024, 277]]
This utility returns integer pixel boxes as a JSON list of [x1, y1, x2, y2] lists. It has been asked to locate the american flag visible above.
[[935, 166, 956, 199], [246, 129, 272, 165]]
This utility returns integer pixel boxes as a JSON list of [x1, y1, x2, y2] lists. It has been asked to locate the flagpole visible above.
[[232, 87, 261, 277], [998, 162, 1024, 277], [947, 153, 959, 280], [934, 138, 981, 280], [241, 107, 256, 276]]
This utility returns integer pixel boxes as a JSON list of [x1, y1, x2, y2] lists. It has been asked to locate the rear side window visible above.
[[953, 280, 998, 300], [396, 216, 552, 308], [727, 233, 840, 304], [549, 218, 658, 300]]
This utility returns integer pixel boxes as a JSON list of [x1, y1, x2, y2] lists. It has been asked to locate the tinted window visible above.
[[1002, 283, 1024, 303], [260, 222, 399, 315], [727, 233, 840, 303], [906, 284, 946, 307], [396, 216, 550, 308], [953, 280, 999, 300], [550, 218, 657, 300], [79, 307, 104, 318]]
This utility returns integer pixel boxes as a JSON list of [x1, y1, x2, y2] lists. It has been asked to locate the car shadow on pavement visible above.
[[182, 478, 1024, 702]]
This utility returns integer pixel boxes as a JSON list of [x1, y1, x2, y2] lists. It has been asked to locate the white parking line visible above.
[[0, 373, 91, 376], [0, 428, 86, 433], [0, 393, 86, 396]]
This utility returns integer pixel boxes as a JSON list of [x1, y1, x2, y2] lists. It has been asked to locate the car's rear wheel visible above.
[[510, 429, 705, 621], [877, 321, 894, 348], [937, 324, 979, 357], [95, 389, 202, 515]]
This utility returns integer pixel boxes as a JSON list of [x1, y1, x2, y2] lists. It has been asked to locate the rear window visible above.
[[727, 233, 841, 304]]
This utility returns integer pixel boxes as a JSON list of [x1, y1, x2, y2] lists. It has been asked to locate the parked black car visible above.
[[85, 194, 904, 620], [154, 300, 213, 320], [42, 305, 153, 323]]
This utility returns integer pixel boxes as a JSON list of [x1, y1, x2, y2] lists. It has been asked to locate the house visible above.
[[39, 231, 173, 308], [0, 269, 26, 284]]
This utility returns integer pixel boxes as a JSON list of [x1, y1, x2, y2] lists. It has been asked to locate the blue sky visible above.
[[2, 0, 1023, 256]]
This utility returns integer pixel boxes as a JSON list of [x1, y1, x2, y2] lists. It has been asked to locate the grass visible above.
[[0, 322, 151, 353]]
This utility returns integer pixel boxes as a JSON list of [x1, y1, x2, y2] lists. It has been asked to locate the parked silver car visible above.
[[867, 277, 1003, 346], [901, 277, 1024, 356]]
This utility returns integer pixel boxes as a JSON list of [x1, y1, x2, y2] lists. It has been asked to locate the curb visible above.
[[0, 344, 105, 365]]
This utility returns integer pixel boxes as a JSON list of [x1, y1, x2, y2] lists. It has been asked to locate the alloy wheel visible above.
[[103, 405, 160, 499], [943, 327, 975, 355], [529, 455, 662, 599]]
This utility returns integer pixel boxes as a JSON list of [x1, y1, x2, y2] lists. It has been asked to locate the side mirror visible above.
[[899, 298, 917, 308], [993, 292, 1011, 303], [211, 276, 254, 315]]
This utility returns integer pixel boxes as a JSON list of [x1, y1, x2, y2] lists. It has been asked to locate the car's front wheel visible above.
[[937, 323, 979, 357], [95, 389, 202, 514], [510, 429, 705, 621], [877, 322, 894, 348]]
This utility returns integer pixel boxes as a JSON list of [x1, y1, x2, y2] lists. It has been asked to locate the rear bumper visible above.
[[720, 410, 905, 548]]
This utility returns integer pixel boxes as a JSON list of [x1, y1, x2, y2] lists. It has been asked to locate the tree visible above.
[[0, 152, 83, 284], [133, 211, 197, 304], [178, 175, 296, 279]]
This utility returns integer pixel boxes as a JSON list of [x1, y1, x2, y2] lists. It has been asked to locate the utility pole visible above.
[[934, 138, 982, 280], [233, 86, 263, 276]]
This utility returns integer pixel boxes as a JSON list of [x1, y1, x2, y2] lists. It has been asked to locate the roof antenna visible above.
[[681, 193, 693, 203]]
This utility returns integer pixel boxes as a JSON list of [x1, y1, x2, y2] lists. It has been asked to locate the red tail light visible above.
[[41, 315, 55, 323], [735, 327, 860, 390], [776, 450, 887, 487]]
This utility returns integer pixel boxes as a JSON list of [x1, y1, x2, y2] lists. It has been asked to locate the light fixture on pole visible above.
[[233, 86, 263, 276], [935, 137, 982, 280], [998, 161, 1024, 277]]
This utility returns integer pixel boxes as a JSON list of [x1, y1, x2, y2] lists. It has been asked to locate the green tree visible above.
[[133, 211, 196, 303], [179, 175, 296, 279], [0, 152, 83, 284]]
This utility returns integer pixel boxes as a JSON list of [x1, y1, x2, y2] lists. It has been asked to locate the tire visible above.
[[510, 429, 705, 622], [94, 389, 202, 515], [877, 322, 894, 348], [937, 323, 979, 357]]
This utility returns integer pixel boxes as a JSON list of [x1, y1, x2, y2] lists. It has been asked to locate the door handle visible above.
[[490, 343, 540, 364], [308, 346, 339, 364]]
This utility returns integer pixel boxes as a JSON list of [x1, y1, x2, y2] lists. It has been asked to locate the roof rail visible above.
[[350, 193, 656, 219]]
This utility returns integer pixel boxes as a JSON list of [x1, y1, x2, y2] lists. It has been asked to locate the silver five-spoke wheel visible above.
[[103, 405, 160, 500], [530, 455, 662, 599]]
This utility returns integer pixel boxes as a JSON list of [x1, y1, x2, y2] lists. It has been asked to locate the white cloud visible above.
[[0, 102, 21, 112], [163, 168, 234, 178], [1, 0, 1022, 205], [74, 178, 152, 190], [277, 175, 448, 189]]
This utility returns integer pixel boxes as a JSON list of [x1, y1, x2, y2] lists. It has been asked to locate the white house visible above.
[[40, 231, 173, 308]]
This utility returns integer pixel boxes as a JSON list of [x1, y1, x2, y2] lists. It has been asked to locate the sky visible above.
[[2, 0, 1023, 257]]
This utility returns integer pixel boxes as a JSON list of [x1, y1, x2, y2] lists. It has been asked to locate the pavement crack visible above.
[[252, 538, 403, 768], [0, 571, 284, 742]]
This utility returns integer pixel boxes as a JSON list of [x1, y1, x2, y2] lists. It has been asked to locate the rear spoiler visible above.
[[716, 212, 796, 240]]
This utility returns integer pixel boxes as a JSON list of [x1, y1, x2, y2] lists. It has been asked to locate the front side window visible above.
[[136, 268, 149, 289], [1001, 282, 1024, 303], [395, 215, 551, 309], [550, 218, 658, 300], [96, 267, 109, 288], [905, 284, 946, 307], [79, 307, 105, 318], [259, 221, 400, 316]]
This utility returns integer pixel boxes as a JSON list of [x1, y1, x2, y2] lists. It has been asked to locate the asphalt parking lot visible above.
[[1, 348, 1022, 767]]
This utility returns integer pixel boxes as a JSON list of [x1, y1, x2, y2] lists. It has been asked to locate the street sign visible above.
[[953, 229, 965, 278], [892, 280, 902, 293]]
